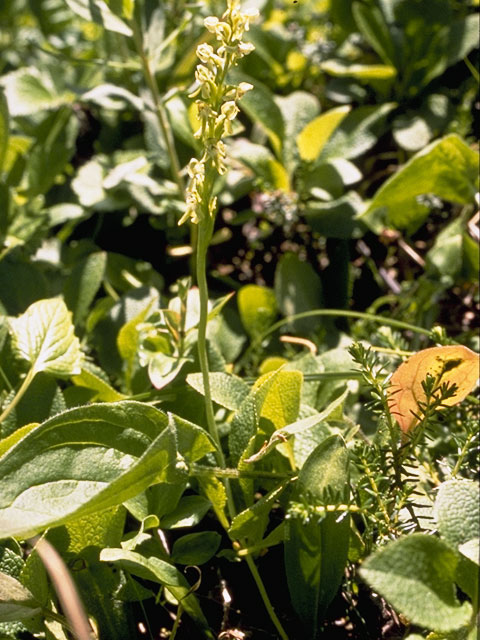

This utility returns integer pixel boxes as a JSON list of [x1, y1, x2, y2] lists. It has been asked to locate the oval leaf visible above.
[[360, 534, 472, 632], [297, 106, 351, 163], [388, 345, 479, 433], [9, 298, 83, 377]]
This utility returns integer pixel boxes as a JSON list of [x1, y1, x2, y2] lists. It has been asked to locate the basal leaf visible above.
[[99, 548, 213, 637], [360, 134, 478, 233], [320, 103, 396, 162], [64, 251, 107, 327], [321, 60, 396, 80], [388, 345, 479, 433], [274, 253, 323, 333], [297, 106, 351, 163], [275, 91, 320, 173], [434, 479, 480, 549], [360, 534, 472, 632], [0, 572, 41, 623], [285, 436, 350, 636], [0, 402, 215, 539], [229, 71, 284, 157], [9, 298, 83, 377], [64, 0, 132, 36], [228, 368, 302, 462], [237, 284, 277, 338], [171, 531, 221, 565], [186, 372, 250, 411]]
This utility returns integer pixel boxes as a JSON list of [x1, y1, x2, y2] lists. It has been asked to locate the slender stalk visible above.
[[244, 554, 289, 640], [238, 308, 433, 369], [196, 223, 222, 460], [0, 367, 36, 426], [130, 18, 184, 195]]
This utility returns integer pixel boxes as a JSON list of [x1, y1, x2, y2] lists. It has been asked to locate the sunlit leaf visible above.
[[9, 298, 83, 377], [297, 106, 351, 163], [388, 345, 479, 432]]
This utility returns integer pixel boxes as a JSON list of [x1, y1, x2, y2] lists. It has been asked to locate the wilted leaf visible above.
[[388, 345, 479, 432], [9, 298, 83, 377]]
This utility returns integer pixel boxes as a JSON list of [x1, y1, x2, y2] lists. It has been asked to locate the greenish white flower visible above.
[[179, 0, 257, 226]]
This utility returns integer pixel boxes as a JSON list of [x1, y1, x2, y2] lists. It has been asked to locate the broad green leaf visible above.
[[27, 107, 78, 197], [297, 106, 351, 163], [160, 495, 212, 529], [0, 92, 8, 173], [229, 368, 302, 464], [425, 14, 480, 86], [237, 284, 277, 338], [9, 298, 83, 377], [186, 372, 250, 411], [321, 60, 396, 80], [459, 539, 480, 567], [64, 0, 132, 35], [285, 436, 350, 636], [64, 251, 107, 327], [360, 534, 473, 632], [82, 84, 143, 111], [393, 114, 433, 152], [304, 191, 365, 239], [2, 69, 75, 117], [275, 91, 320, 173], [274, 253, 323, 333], [0, 424, 38, 458], [434, 480, 480, 549], [320, 103, 396, 162], [228, 139, 289, 190], [229, 71, 284, 157], [71, 366, 126, 403], [99, 548, 213, 638], [0, 402, 214, 539], [65, 506, 126, 553], [117, 294, 159, 391], [360, 135, 478, 233], [197, 475, 229, 531], [257, 369, 302, 433], [352, 2, 397, 66], [425, 218, 464, 281], [1, 373, 66, 438], [171, 531, 221, 565], [246, 389, 349, 466], [229, 481, 289, 546], [0, 573, 41, 622], [19, 543, 49, 608]]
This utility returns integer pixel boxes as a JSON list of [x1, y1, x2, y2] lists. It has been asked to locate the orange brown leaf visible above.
[[388, 345, 479, 433]]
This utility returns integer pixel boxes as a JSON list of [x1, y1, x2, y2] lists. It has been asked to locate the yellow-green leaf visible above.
[[297, 106, 351, 162]]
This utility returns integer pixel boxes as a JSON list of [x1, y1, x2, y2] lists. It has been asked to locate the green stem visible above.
[[196, 223, 222, 459], [244, 554, 289, 640], [191, 464, 295, 480], [196, 222, 238, 523], [0, 367, 36, 426], [130, 18, 184, 195], [239, 308, 433, 368]]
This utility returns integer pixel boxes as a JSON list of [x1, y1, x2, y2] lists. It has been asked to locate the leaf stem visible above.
[[244, 554, 289, 640], [239, 308, 432, 368], [0, 367, 36, 427], [130, 18, 184, 195]]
